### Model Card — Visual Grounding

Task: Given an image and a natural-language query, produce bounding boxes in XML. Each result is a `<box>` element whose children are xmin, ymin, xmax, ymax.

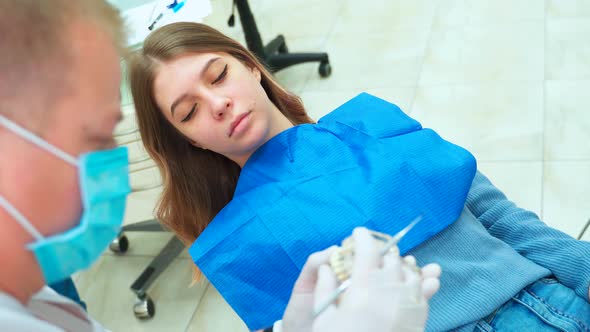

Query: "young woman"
<box><xmin>128</xmin><ymin>22</ymin><xmax>590</xmax><ymax>332</ymax></box>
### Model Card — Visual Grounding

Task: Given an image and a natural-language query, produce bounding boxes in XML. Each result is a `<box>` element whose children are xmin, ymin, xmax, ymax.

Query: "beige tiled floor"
<box><xmin>412</xmin><ymin>82</ymin><xmax>545</xmax><ymax>161</ymax></box>
<box><xmin>76</xmin><ymin>0</ymin><xmax>590</xmax><ymax>331</ymax></box>
<box><xmin>545</xmin><ymin>80</ymin><xmax>590</xmax><ymax>159</ymax></box>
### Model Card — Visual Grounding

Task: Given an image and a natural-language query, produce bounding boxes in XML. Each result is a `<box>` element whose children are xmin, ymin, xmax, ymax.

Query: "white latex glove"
<box><xmin>281</xmin><ymin>245</ymin><xmax>338</xmax><ymax>332</ymax></box>
<box><xmin>282</xmin><ymin>227</ymin><xmax>441</xmax><ymax>332</ymax></box>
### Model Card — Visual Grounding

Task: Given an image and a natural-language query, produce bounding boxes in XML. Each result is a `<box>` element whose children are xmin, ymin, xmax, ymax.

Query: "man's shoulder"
<box><xmin>0</xmin><ymin>316</ymin><xmax>64</xmax><ymax>332</ymax></box>
<box><xmin>0</xmin><ymin>287</ymin><xmax>108</xmax><ymax>332</ymax></box>
<box><xmin>0</xmin><ymin>297</ymin><xmax>63</xmax><ymax>331</ymax></box>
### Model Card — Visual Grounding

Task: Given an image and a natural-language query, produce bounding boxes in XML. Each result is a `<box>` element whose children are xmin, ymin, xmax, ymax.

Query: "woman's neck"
<box><xmin>233</xmin><ymin>106</ymin><xmax>294</xmax><ymax>168</ymax></box>
<box><xmin>267</xmin><ymin>108</ymin><xmax>295</xmax><ymax>143</ymax></box>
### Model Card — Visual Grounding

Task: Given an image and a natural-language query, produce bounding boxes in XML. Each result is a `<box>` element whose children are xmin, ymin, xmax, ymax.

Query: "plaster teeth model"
<box><xmin>329</xmin><ymin>230</ymin><xmax>400</xmax><ymax>282</ymax></box>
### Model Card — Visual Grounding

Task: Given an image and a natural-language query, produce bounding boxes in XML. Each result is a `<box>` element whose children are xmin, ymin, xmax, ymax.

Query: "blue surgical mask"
<box><xmin>0</xmin><ymin>115</ymin><xmax>131</xmax><ymax>284</ymax></box>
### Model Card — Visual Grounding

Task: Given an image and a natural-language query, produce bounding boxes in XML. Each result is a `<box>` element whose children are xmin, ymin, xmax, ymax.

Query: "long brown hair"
<box><xmin>127</xmin><ymin>23</ymin><xmax>313</xmax><ymax>278</ymax></box>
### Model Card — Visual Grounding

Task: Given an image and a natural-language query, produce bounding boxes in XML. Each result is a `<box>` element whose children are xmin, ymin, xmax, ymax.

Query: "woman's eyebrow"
<box><xmin>170</xmin><ymin>57</ymin><xmax>221</xmax><ymax>117</ymax></box>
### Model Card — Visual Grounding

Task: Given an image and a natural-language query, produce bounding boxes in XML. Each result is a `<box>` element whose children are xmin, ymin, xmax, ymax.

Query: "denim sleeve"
<box><xmin>465</xmin><ymin>171</ymin><xmax>590</xmax><ymax>300</ymax></box>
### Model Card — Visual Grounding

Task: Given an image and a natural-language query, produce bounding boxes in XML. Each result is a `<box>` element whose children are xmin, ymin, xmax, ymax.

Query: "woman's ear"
<box><xmin>252</xmin><ymin>66</ymin><xmax>261</xmax><ymax>82</ymax></box>
<box><xmin>190</xmin><ymin>139</ymin><xmax>206</xmax><ymax>150</ymax></box>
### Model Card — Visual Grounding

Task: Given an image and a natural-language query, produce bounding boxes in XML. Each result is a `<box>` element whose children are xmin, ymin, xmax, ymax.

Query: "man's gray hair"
<box><xmin>0</xmin><ymin>0</ymin><xmax>126</xmax><ymax>118</ymax></box>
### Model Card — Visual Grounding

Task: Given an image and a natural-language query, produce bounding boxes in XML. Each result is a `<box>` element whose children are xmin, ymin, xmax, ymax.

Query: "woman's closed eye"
<box><xmin>211</xmin><ymin>64</ymin><xmax>228</xmax><ymax>84</ymax></box>
<box><xmin>181</xmin><ymin>103</ymin><xmax>197</xmax><ymax>123</ymax></box>
<box><xmin>179</xmin><ymin>64</ymin><xmax>226</xmax><ymax>123</ymax></box>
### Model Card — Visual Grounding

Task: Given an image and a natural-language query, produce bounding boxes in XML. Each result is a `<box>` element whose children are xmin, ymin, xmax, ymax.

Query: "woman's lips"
<box><xmin>228</xmin><ymin>111</ymin><xmax>252</xmax><ymax>137</ymax></box>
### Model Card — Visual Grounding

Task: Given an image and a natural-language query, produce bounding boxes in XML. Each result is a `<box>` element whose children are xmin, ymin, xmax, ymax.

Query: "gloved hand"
<box><xmin>282</xmin><ymin>227</ymin><xmax>441</xmax><ymax>332</ymax></box>
<box><xmin>281</xmin><ymin>245</ymin><xmax>338</xmax><ymax>332</ymax></box>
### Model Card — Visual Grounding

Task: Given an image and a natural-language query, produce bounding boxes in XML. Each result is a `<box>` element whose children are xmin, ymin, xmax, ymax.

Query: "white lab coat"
<box><xmin>0</xmin><ymin>286</ymin><xmax>109</xmax><ymax>332</ymax></box>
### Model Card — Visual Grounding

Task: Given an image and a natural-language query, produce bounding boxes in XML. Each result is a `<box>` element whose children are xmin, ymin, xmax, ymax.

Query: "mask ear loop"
<box><xmin>0</xmin><ymin>115</ymin><xmax>78</xmax><ymax>166</ymax></box>
<box><xmin>0</xmin><ymin>195</ymin><xmax>44</xmax><ymax>241</ymax></box>
<box><xmin>0</xmin><ymin>115</ymin><xmax>78</xmax><ymax>241</ymax></box>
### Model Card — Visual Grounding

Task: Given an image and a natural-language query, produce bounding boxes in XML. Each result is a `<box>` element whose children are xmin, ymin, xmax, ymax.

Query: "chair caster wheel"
<box><xmin>319</xmin><ymin>60</ymin><xmax>332</xmax><ymax>78</ymax></box>
<box><xmin>134</xmin><ymin>295</ymin><xmax>155</xmax><ymax>319</ymax></box>
<box><xmin>109</xmin><ymin>234</ymin><xmax>129</xmax><ymax>254</ymax></box>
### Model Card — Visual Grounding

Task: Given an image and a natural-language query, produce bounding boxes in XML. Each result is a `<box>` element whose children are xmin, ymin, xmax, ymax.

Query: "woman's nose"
<box><xmin>211</xmin><ymin>96</ymin><xmax>232</xmax><ymax>120</ymax></box>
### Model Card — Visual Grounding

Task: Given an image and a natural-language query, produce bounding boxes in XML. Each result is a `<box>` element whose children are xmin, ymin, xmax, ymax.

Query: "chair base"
<box><xmin>109</xmin><ymin>219</ymin><xmax>185</xmax><ymax>320</ymax></box>
<box><xmin>264</xmin><ymin>35</ymin><xmax>331</xmax><ymax>77</ymax></box>
<box><xmin>234</xmin><ymin>0</ymin><xmax>332</xmax><ymax>77</ymax></box>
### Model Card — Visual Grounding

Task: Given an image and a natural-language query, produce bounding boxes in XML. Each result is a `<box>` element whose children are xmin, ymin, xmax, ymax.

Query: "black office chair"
<box><xmin>228</xmin><ymin>0</ymin><xmax>332</xmax><ymax>77</ymax></box>
<box><xmin>109</xmin><ymin>221</ymin><xmax>184</xmax><ymax>319</ymax></box>
<box><xmin>108</xmin><ymin>120</ymin><xmax>185</xmax><ymax>320</ymax></box>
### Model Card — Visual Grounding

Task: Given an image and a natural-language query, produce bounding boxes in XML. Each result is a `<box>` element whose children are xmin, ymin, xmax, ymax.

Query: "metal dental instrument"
<box><xmin>312</xmin><ymin>214</ymin><xmax>423</xmax><ymax>318</ymax></box>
